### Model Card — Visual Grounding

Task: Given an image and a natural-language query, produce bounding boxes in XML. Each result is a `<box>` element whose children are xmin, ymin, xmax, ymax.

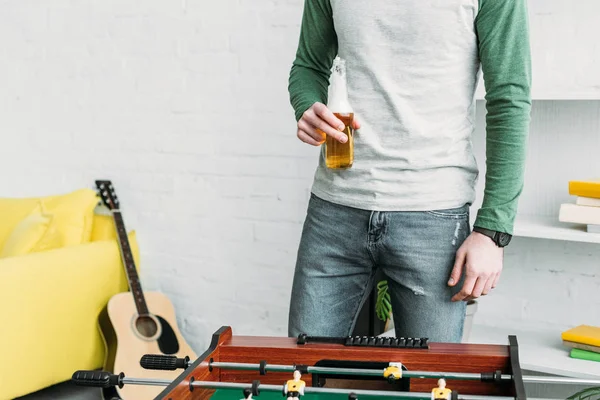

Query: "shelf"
<box><xmin>512</xmin><ymin>214</ymin><xmax>600</xmax><ymax>244</ymax></box>
<box><xmin>380</xmin><ymin>323</ymin><xmax>600</xmax><ymax>378</ymax></box>
<box><xmin>467</xmin><ymin>323</ymin><xmax>600</xmax><ymax>379</ymax></box>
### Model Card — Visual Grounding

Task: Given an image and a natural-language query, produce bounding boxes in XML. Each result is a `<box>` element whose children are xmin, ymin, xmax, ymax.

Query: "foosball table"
<box><xmin>72</xmin><ymin>326</ymin><xmax>600</xmax><ymax>400</ymax></box>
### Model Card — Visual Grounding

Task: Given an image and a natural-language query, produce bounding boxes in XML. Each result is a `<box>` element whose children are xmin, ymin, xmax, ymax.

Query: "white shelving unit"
<box><xmin>380</xmin><ymin>323</ymin><xmax>600</xmax><ymax>378</ymax></box>
<box><xmin>469</xmin><ymin>0</ymin><xmax>600</xmax><ymax>384</ymax></box>
<box><xmin>514</xmin><ymin>215</ymin><xmax>600</xmax><ymax>244</ymax></box>
<box><xmin>467</xmin><ymin>324</ymin><xmax>600</xmax><ymax>379</ymax></box>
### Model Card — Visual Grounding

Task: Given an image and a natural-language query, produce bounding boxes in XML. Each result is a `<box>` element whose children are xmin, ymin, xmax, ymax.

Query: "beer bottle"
<box><xmin>325</xmin><ymin>56</ymin><xmax>354</xmax><ymax>169</ymax></box>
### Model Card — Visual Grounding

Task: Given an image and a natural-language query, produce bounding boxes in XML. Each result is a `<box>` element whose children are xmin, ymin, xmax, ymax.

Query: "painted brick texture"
<box><xmin>1</xmin><ymin>0</ymin><xmax>599</xmax><ymax>356</ymax></box>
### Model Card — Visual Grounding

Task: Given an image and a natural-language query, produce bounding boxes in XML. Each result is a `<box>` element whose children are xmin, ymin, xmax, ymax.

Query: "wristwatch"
<box><xmin>472</xmin><ymin>226</ymin><xmax>512</xmax><ymax>247</ymax></box>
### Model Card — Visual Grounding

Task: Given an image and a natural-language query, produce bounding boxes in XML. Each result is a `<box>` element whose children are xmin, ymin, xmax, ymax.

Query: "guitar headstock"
<box><xmin>95</xmin><ymin>180</ymin><xmax>120</xmax><ymax>211</ymax></box>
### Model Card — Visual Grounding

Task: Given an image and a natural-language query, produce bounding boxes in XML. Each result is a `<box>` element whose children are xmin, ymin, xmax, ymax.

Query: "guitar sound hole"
<box><xmin>135</xmin><ymin>315</ymin><xmax>159</xmax><ymax>338</ymax></box>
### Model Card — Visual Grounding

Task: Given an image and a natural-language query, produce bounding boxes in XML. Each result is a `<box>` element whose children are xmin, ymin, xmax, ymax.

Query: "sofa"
<box><xmin>0</xmin><ymin>188</ymin><xmax>140</xmax><ymax>400</ymax></box>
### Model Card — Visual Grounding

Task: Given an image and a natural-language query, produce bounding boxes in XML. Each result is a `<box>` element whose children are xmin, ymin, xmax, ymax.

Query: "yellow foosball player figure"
<box><xmin>383</xmin><ymin>362</ymin><xmax>403</xmax><ymax>383</ymax></box>
<box><xmin>431</xmin><ymin>378</ymin><xmax>452</xmax><ymax>400</ymax></box>
<box><xmin>283</xmin><ymin>370</ymin><xmax>306</xmax><ymax>400</ymax></box>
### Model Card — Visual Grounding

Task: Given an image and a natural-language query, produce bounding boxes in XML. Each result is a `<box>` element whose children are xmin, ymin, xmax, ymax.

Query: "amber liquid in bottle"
<box><xmin>325</xmin><ymin>112</ymin><xmax>354</xmax><ymax>169</ymax></box>
<box><xmin>325</xmin><ymin>56</ymin><xmax>354</xmax><ymax>170</ymax></box>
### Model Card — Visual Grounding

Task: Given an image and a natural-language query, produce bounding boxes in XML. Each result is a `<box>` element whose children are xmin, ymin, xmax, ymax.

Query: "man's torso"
<box><xmin>313</xmin><ymin>0</ymin><xmax>481</xmax><ymax>211</ymax></box>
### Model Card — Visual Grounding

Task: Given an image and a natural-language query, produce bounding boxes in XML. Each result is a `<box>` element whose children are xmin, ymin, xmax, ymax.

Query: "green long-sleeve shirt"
<box><xmin>288</xmin><ymin>0</ymin><xmax>532</xmax><ymax>235</ymax></box>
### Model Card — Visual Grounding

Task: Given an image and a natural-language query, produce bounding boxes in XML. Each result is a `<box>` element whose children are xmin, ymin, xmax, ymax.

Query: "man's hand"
<box><xmin>448</xmin><ymin>231</ymin><xmax>503</xmax><ymax>302</ymax></box>
<box><xmin>297</xmin><ymin>102</ymin><xmax>361</xmax><ymax>146</ymax></box>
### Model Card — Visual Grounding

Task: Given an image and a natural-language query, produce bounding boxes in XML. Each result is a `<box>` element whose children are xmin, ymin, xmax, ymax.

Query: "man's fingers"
<box><xmin>296</xmin><ymin>128</ymin><xmax>322</xmax><ymax>146</ymax></box>
<box><xmin>448</xmin><ymin>250</ymin><xmax>466</xmax><ymax>286</ymax></box>
<box><xmin>451</xmin><ymin>274</ymin><xmax>476</xmax><ymax>302</ymax></box>
<box><xmin>491</xmin><ymin>272</ymin><xmax>501</xmax><ymax>289</ymax></box>
<box><xmin>299</xmin><ymin>103</ymin><xmax>356</xmax><ymax>145</ymax></box>
<box><xmin>298</xmin><ymin>119</ymin><xmax>325</xmax><ymax>144</ymax></box>
<box><xmin>470</xmin><ymin>275</ymin><xmax>490</xmax><ymax>298</ymax></box>
<box><xmin>464</xmin><ymin>274</ymin><xmax>497</xmax><ymax>301</ymax></box>
<box><xmin>297</xmin><ymin>130</ymin><xmax>321</xmax><ymax>146</ymax></box>
<box><xmin>310</xmin><ymin>104</ymin><xmax>348</xmax><ymax>143</ymax></box>
<box><xmin>310</xmin><ymin>117</ymin><xmax>347</xmax><ymax>143</ymax></box>
<box><xmin>314</xmin><ymin>103</ymin><xmax>345</xmax><ymax>129</ymax></box>
<box><xmin>304</xmin><ymin>111</ymin><xmax>346</xmax><ymax>143</ymax></box>
<box><xmin>464</xmin><ymin>276</ymin><xmax>492</xmax><ymax>302</ymax></box>
<box><xmin>482</xmin><ymin>276</ymin><xmax>494</xmax><ymax>296</ymax></box>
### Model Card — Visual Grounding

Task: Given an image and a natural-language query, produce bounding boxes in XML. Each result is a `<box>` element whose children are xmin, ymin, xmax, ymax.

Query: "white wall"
<box><xmin>1</xmin><ymin>0</ymin><xmax>598</xmax><ymax>355</ymax></box>
<box><xmin>471</xmin><ymin>101</ymin><xmax>600</xmax><ymax>332</ymax></box>
<box><xmin>0</xmin><ymin>0</ymin><xmax>316</xmax><ymax>353</ymax></box>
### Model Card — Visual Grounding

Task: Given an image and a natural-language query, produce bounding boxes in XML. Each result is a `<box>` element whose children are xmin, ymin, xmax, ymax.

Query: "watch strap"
<box><xmin>473</xmin><ymin>226</ymin><xmax>496</xmax><ymax>239</ymax></box>
<box><xmin>473</xmin><ymin>226</ymin><xmax>511</xmax><ymax>247</ymax></box>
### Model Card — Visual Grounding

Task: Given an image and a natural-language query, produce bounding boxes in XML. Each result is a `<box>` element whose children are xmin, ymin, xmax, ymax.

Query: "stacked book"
<box><xmin>559</xmin><ymin>180</ymin><xmax>600</xmax><ymax>233</ymax></box>
<box><xmin>562</xmin><ymin>325</ymin><xmax>600</xmax><ymax>362</ymax></box>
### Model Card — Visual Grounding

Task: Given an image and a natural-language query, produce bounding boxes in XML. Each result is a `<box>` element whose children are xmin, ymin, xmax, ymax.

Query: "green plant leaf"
<box><xmin>566</xmin><ymin>387</ymin><xmax>600</xmax><ymax>400</ymax></box>
<box><xmin>375</xmin><ymin>280</ymin><xmax>392</xmax><ymax>322</ymax></box>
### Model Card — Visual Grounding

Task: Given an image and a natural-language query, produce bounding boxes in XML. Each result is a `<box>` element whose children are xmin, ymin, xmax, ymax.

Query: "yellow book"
<box><xmin>561</xmin><ymin>325</ymin><xmax>600</xmax><ymax>347</ymax></box>
<box><xmin>569</xmin><ymin>180</ymin><xmax>600</xmax><ymax>199</ymax></box>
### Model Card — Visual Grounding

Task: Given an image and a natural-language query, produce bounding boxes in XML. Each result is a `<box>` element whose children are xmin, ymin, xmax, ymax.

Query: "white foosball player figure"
<box><xmin>431</xmin><ymin>378</ymin><xmax>452</xmax><ymax>400</ymax></box>
<box><xmin>284</xmin><ymin>370</ymin><xmax>306</xmax><ymax>400</ymax></box>
<box><xmin>241</xmin><ymin>388</ymin><xmax>253</xmax><ymax>400</ymax></box>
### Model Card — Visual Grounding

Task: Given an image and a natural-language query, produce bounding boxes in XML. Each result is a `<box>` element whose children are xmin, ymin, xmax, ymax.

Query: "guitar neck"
<box><xmin>112</xmin><ymin>210</ymin><xmax>149</xmax><ymax>316</ymax></box>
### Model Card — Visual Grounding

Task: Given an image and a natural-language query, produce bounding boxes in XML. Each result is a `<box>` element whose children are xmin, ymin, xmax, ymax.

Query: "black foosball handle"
<box><xmin>297</xmin><ymin>334</ymin><xmax>429</xmax><ymax>349</ymax></box>
<box><xmin>140</xmin><ymin>354</ymin><xmax>190</xmax><ymax>371</ymax></box>
<box><xmin>72</xmin><ymin>370</ymin><xmax>124</xmax><ymax>389</ymax></box>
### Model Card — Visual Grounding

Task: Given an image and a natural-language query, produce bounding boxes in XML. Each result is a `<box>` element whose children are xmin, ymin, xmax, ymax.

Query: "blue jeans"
<box><xmin>288</xmin><ymin>193</ymin><xmax>470</xmax><ymax>343</ymax></box>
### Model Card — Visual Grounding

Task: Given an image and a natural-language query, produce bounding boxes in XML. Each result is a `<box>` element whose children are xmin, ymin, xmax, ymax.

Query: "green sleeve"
<box><xmin>288</xmin><ymin>0</ymin><xmax>338</xmax><ymax>121</ymax></box>
<box><xmin>473</xmin><ymin>0</ymin><xmax>532</xmax><ymax>235</ymax></box>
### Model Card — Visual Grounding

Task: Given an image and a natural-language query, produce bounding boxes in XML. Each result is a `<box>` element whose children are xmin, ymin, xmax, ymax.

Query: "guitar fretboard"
<box><xmin>113</xmin><ymin>211</ymin><xmax>149</xmax><ymax>316</ymax></box>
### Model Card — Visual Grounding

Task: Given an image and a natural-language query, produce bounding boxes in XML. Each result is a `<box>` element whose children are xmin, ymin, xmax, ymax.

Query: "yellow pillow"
<box><xmin>0</xmin><ymin>202</ymin><xmax>63</xmax><ymax>258</ymax></box>
<box><xmin>42</xmin><ymin>188</ymin><xmax>100</xmax><ymax>246</ymax></box>
<box><xmin>90</xmin><ymin>211</ymin><xmax>117</xmax><ymax>242</ymax></box>
<box><xmin>0</xmin><ymin>197</ymin><xmax>46</xmax><ymax>247</ymax></box>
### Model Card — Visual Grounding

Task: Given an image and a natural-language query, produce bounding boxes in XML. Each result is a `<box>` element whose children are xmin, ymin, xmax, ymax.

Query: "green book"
<box><xmin>570</xmin><ymin>348</ymin><xmax>600</xmax><ymax>362</ymax></box>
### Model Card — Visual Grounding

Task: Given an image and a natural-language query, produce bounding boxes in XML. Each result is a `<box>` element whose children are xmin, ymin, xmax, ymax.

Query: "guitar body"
<box><xmin>99</xmin><ymin>291</ymin><xmax>196</xmax><ymax>400</ymax></box>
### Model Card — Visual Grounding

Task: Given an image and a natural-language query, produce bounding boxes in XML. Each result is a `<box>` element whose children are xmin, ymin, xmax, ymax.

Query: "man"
<box><xmin>287</xmin><ymin>0</ymin><xmax>531</xmax><ymax>343</ymax></box>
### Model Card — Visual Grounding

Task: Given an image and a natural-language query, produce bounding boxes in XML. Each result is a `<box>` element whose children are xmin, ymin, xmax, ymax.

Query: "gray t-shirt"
<box><xmin>288</xmin><ymin>0</ymin><xmax>532</xmax><ymax>234</ymax></box>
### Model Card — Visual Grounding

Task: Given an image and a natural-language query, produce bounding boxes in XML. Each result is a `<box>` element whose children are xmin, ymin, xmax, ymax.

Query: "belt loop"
<box><xmin>368</xmin><ymin>210</ymin><xmax>375</xmax><ymax>232</ymax></box>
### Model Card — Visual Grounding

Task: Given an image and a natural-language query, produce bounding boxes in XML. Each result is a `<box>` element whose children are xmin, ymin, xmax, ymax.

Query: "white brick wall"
<box><xmin>1</xmin><ymin>0</ymin><xmax>599</xmax><ymax>357</ymax></box>
<box><xmin>0</xmin><ymin>0</ymin><xmax>314</xmax><ymax>352</ymax></box>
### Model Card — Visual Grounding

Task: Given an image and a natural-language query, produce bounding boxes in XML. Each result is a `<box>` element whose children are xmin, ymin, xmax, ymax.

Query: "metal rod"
<box><xmin>210</xmin><ymin>362</ymin><xmax>500</xmax><ymax>381</ymax></box>
<box><xmin>209</xmin><ymin>361</ymin><xmax>600</xmax><ymax>387</ymax></box>
<box><xmin>391</xmin><ymin>370</ymin><xmax>504</xmax><ymax>381</ymax></box>
<box><xmin>121</xmin><ymin>377</ymin><xmax>173</xmax><ymax>386</ymax></box>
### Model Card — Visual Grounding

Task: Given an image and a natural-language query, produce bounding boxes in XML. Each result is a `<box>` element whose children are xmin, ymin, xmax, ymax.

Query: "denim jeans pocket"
<box><xmin>425</xmin><ymin>204</ymin><xmax>470</xmax><ymax>219</ymax></box>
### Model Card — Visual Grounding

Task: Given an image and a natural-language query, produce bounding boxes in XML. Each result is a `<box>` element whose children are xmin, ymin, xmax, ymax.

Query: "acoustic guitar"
<box><xmin>95</xmin><ymin>180</ymin><xmax>196</xmax><ymax>400</ymax></box>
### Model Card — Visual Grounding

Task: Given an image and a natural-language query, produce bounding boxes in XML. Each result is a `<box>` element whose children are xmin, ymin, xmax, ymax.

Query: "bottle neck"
<box><xmin>328</xmin><ymin>72</ymin><xmax>352</xmax><ymax>113</ymax></box>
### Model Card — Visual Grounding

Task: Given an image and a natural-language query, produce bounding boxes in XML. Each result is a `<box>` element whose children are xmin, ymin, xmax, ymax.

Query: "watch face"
<box><xmin>498</xmin><ymin>233</ymin><xmax>511</xmax><ymax>246</ymax></box>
